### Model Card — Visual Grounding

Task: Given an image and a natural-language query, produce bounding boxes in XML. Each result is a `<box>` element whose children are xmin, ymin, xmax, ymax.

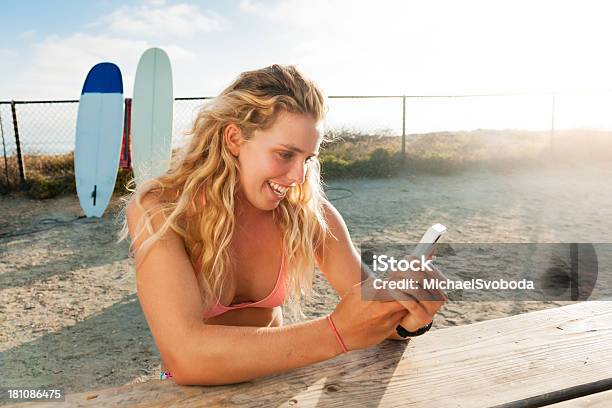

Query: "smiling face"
<box><xmin>226</xmin><ymin>110</ymin><xmax>323</xmax><ymax>213</ymax></box>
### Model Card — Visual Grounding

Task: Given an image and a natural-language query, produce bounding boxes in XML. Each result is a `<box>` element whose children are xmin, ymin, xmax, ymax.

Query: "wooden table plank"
<box><xmin>10</xmin><ymin>302</ymin><xmax>612</xmax><ymax>408</ymax></box>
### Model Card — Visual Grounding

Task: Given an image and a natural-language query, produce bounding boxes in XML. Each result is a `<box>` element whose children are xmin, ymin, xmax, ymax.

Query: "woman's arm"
<box><xmin>315</xmin><ymin>200</ymin><xmax>408</xmax><ymax>341</ymax></box>
<box><xmin>177</xmin><ymin>317</ymin><xmax>342</xmax><ymax>385</ymax></box>
<box><xmin>315</xmin><ymin>200</ymin><xmax>362</xmax><ymax>297</ymax></box>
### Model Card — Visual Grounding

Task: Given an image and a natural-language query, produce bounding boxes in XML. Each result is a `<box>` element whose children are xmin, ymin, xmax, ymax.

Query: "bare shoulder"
<box><xmin>126</xmin><ymin>191</ymin><xmax>183</xmax><ymax>256</ymax></box>
<box><xmin>126</xmin><ymin>190</ymin><xmax>163</xmax><ymax>225</ymax></box>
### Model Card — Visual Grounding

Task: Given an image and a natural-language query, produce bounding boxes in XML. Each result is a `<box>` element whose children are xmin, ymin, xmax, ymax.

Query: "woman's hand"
<box><xmin>329</xmin><ymin>282</ymin><xmax>411</xmax><ymax>351</ymax></box>
<box><xmin>387</xmin><ymin>256</ymin><xmax>448</xmax><ymax>336</ymax></box>
<box><xmin>331</xmin><ymin>255</ymin><xmax>449</xmax><ymax>349</ymax></box>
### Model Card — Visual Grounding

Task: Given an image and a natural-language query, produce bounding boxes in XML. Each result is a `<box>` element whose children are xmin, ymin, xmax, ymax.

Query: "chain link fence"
<box><xmin>2</xmin><ymin>92</ymin><xmax>612</xmax><ymax>193</ymax></box>
<box><xmin>0</xmin><ymin>98</ymin><xmax>214</xmax><ymax>192</ymax></box>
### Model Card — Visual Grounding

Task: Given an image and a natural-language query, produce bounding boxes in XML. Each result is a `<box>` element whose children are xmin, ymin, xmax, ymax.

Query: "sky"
<box><xmin>2</xmin><ymin>0</ymin><xmax>612</xmax><ymax>134</ymax></box>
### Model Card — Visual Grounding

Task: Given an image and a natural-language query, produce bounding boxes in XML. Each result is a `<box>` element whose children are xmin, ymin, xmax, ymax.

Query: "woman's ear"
<box><xmin>224</xmin><ymin>123</ymin><xmax>244</xmax><ymax>157</ymax></box>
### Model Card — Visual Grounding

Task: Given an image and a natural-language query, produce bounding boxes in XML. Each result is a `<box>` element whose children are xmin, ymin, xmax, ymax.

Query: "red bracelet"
<box><xmin>326</xmin><ymin>314</ymin><xmax>348</xmax><ymax>353</ymax></box>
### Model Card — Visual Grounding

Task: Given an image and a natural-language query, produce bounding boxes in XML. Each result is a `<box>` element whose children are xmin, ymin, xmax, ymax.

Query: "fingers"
<box><xmin>410</xmin><ymin>302</ymin><xmax>433</xmax><ymax>326</ymax></box>
<box><xmin>387</xmin><ymin>291</ymin><xmax>422</xmax><ymax>316</ymax></box>
<box><xmin>393</xmin><ymin>293</ymin><xmax>442</xmax><ymax>320</ymax></box>
<box><xmin>418</xmin><ymin>299</ymin><xmax>446</xmax><ymax>316</ymax></box>
<box><xmin>380</xmin><ymin>298</ymin><xmax>414</xmax><ymax>314</ymax></box>
<box><xmin>387</xmin><ymin>283</ymin><xmax>446</xmax><ymax>317</ymax></box>
<box><xmin>404</xmin><ymin>255</ymin><xmax>448</xmax><ymax>282</ymax></box>
<box><xmin>388</xmin><ymin>265</ymin><xmax>449</xmax><ymax>302</ymax></box>
<box><xmin>390</xmin><ymin>309</ymin><xmax>410</xmax><ymax>327</ymax></box>
<box><xmin>415</xmin><ymin>270</ymin><xmax>448</xmax><ymax>302</ymax></box>
<box><xmin>387</xmin><ymin>271</ymin><xmax>447</xmax><ymax>303</ymax></box>
<box><xmin>396</xmin><ymin>302</ymin><xmax>432</xmax><ymax>331</ymax></box>
<box><xmin>363</xmin><ymin>267</ymin><xmax>447</xmax><ymax>317</ymax></box>
<box><xmin>371</xmin><ymin>291</ymin><xmax>442</xmax><ymax>336</ymax></box>
<box><xmin>419</xmin><ymin>264</ymin><xmax>450</xmax><ymax>303</ymax></box>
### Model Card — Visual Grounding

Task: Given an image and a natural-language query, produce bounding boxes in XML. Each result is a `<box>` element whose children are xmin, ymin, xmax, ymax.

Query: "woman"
<box><xmin>118</xmin><ymin>64</ymin><xmax>446</xmax><ymax>385</ymax></box>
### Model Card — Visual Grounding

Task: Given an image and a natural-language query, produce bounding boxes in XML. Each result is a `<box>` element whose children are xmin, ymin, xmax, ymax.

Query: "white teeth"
<box><xmin>268</xmin><ymin>181</ymin><xmax>289</xmax><ymax>196</ymax></box>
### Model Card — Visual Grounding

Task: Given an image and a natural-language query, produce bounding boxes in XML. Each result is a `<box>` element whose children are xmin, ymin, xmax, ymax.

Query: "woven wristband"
<box><xmin>326</xmin><ymin>314</ymin><xmax>348</xmax><ymax>353</ymax></box>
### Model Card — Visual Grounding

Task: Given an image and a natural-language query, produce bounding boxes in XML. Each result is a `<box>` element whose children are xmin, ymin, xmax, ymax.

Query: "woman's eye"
<box><xmin>278</xmin><ymin>151</ymin><xmax>316</xmax><ymax>164</ymax></box>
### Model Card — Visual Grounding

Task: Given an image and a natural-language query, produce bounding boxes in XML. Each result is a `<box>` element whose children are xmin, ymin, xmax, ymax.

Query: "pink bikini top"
<box><xmin>199</xmin><ymin>251</ymin><xmax>288</xmax><ymax>319</ymax></box>
<box><xmin>195</xmin><ymin>193</ymin><xmax>287</xmax><ymax>319</ymax></box>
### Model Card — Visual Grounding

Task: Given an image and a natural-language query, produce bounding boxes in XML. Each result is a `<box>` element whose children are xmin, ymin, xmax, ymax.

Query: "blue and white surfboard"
<box><xmin>74</xmin><ymin>62</ymin><xmax>124</xmax><ymax>218</ymax></box>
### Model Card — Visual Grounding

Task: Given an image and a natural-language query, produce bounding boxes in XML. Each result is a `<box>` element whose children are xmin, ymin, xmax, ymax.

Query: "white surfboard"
<box><xmin>131</xmin><ymin>47</ymin><xmax>174</xmax><ymax>187</ymax></box>
<box><xmin>74</xmin><ymin>62</ymin><xmax>124</xmax><ymax>218</ymax></box>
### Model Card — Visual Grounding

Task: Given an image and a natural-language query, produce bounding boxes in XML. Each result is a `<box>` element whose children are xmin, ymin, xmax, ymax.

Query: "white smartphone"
<box><xmin>395</xmin><ymin>223</ymin><xmax>447</xmax><ymax>337</ymax></box>
<box><xmin>411</xmin><ymin>223</ymin><xmax>447</xmax><ymax>258</ymax></box>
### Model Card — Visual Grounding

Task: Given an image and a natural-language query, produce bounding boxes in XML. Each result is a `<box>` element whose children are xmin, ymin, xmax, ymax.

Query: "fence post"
<box><xmin>10</xmin><ymin>101</ymin><xmax>26</xmax><ymax>185</ymax></box>
<box><xmin>0</xmin><ymin>109</ymin><xmax>10</xmax><ymax>188</ymax></box>
<box><xmin>402</xmin><ymin>95</ymin><xmax>406</xmax><ymax>163</ymax></box>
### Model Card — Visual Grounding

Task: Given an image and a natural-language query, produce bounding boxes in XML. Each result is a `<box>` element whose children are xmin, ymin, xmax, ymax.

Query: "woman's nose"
<box><xmin>288</xmin><ymin>160</ymin><xmax>306</xmax><ymax>185</ymax></box>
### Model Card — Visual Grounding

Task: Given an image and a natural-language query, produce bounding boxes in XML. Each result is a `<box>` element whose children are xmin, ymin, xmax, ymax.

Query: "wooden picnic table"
<box><xmin>11</xmin><ymin>301</ymin><xmax>612</xmax><ymax>407</ymax></box>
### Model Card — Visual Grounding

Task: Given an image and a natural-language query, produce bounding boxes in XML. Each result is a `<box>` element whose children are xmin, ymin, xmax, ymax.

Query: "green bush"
<box><xmin>321</xmin><ymin>148</ymin><xmax>404</xmax><ymax>178</ymax></box>
<box><xmin>18</xmin><ymin>167</ymin><xmax>134</xmax><ymax>200</ymax></box>
<box><xmin>25</xmin><ymin>174</ymin><xmax>75</xmax><ymax>199</ymax></box>
<box><xmin>319</xmin><ymin>155</ymin><xmax>351</xmax><ymax>178</ymax></box>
